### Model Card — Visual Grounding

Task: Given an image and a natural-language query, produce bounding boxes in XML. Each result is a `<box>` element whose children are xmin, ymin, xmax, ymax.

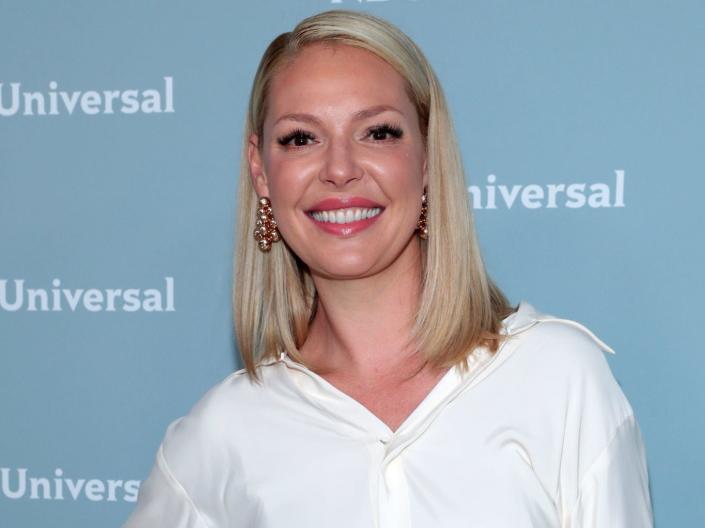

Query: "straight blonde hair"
<box><xmin>234</xmin><ymin>10</ymin><xmax>513</xmax><ymax>381</ymax></box>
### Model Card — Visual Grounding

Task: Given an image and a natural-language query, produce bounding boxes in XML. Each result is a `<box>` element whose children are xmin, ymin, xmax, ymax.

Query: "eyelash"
<box><xmin>368</xmin><ymin>123</ymin><xmax>404</xmax><ymax>141</ymax></box>
<box><xmin>276</xmin><ymin>123</ymin><xmax>404</xmax><ymax>147</ymax></box>
<box><xmin>277</xmin><ymin>128</ymin><xmax>314</xmax><ymax>147</ymax></box>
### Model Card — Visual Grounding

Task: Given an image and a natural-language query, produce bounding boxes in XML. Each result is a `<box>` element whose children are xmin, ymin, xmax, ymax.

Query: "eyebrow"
<box><xmin>273</xmin><ymin>105</ymin><xmax>403</xmax><ymax>126</ymax></box>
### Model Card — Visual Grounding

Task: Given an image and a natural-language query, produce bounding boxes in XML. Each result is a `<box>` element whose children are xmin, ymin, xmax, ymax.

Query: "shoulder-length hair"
<box><xmin>234</xmin><ymin>9</ymin><xmax>513</xmax><ymax>381</ymax></box>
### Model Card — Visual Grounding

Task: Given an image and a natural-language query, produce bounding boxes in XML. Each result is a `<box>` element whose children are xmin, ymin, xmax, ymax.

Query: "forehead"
<box><xmin>266</xmin><ymin>43</ymin><xmax>415</xmax><ymax>120</ymax></box>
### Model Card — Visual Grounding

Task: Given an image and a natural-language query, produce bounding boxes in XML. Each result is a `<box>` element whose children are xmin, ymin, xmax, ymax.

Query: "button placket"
<box><xmin>377</xmin><ymin>454</ymin><xmax>411</xmax><ymax>528</ymax></box>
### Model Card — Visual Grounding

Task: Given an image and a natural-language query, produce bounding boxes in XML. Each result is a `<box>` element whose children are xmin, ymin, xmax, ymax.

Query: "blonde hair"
<box><xmin>234</xmin><ymin>10</ymin><xmax>513</xmax><ymax>380</ymax></box>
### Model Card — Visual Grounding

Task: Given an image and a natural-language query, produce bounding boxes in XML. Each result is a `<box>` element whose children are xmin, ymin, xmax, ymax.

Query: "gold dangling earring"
<box><xmin>253</xmin><ymin>196</ymin><xmax>281</xmax><ymax>252</ymax></box>
<box><xmin>417</xmin><ymin>190</ymin><xmax>428</xmax><ymax>240</ymax></box>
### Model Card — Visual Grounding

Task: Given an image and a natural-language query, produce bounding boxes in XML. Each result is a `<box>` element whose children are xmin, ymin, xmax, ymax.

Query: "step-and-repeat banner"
<box><xmin>2</xmin><ymin>1</ymin><xmax>703</xmax><ymax>526</ymax></box>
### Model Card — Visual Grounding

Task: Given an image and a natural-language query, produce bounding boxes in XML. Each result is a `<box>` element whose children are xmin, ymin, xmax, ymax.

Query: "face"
<box><xmin>249</xmin><ymin>43</ymin><xmax>427</xmax><ymax>280</ymax></box>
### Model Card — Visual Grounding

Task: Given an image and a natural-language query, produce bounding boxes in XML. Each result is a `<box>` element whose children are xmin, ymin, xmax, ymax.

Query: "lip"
<box><xmin>305</xmin><ymin>196</ymin><xmax>385</xmax><ymax>238</ymax></box>
<box><xmin>306</xmin><ymin>196</ymin><xmax>384</xmax><ymax>212</ymax></box>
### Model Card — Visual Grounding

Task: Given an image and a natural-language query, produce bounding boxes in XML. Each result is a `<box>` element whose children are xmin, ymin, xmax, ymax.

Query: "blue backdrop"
<box><xmin>1</xmin><ymin>1</ymin><xmax>703</xmax><ymax>526</ymax></box>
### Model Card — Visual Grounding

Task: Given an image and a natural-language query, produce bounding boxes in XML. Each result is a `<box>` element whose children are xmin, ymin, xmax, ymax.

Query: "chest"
<box><xmin>213</xmin><ymin>386</ymin><xmax>564</xmax><ymax>528</ymax></box>
<box><xmin>320</xmin><ymin>366</ymin><xmax>451</xmax><ymax>432</ymax></box>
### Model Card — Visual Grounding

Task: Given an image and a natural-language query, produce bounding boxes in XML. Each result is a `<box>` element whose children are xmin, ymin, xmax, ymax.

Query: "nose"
<box><xmin>319</xmin><ymin>136</ymin><xmax>363</xmax><ymax>187</ymax></box>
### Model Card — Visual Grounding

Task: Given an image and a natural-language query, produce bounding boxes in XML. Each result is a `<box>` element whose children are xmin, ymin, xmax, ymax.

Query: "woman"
<box><xmin>124</xmin><ymin>10</ymin><xmax>653</xmax><ymax>527</ymax></box>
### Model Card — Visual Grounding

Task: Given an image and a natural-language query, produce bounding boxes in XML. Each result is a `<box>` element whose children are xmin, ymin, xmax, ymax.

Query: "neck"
<box><xmin>300</xmin><ymin>237</ymin><xmax>425</xmax><ymax>381</ymax></box>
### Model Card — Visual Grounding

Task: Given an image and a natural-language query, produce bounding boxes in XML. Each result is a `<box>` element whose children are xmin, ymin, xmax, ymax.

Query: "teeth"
<box><xmin>310</xmin><ymin>207</ymin><xmax>382</xmax><ymax>224</ymax></box>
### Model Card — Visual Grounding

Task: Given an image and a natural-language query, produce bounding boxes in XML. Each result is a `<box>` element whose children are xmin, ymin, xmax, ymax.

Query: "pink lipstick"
<box><xmin>306</xmin><ymin>196</ymin><xmax>385</xmax><ymax>237</ymax></box>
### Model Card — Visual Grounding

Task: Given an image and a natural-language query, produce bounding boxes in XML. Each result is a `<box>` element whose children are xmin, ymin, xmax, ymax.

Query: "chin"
<box><xmin>309</xmin><ymin>256</ymin><xmax>380</xmax><ymax>281</ymax></box>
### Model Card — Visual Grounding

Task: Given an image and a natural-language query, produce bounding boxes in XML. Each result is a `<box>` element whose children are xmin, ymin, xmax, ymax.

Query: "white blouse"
<box><xmin>123</xmin><ymin>302</ymin><xmax>653</xmax><ymax>527</ymax></box>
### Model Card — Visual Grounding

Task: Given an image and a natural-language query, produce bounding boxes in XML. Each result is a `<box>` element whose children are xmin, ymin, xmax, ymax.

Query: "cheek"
<box><xmin>368</xmin><ymin>148</ymin><xmax>425</xmax><ymax>193</ymax></box>
<box><xmin>264</xmin><ymin>153</ymin><xmax>313</xmax><ymax>200</ymax></box>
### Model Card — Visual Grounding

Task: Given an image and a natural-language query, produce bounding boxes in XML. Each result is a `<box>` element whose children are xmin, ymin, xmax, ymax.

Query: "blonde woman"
<box><xmin>124</xmin><ymin>10</ymin><xmax>653</xmax><ymax>527</ymax></box>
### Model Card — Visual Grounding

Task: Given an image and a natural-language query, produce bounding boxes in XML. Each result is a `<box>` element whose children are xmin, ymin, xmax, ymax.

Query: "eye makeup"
<box><xmin>275</xmin><ymin>122</ymin><xmax>404</xmax><ymax>148</ymax></box>
<box><xmin>277</xmin><ymin>128</ymin><xmax>315</xmax><ymax>147</ymax></box>
<box><xmin>366</xmin><ymin>123</ymin><xmax>403</xmax><ymax>141</ymax></box>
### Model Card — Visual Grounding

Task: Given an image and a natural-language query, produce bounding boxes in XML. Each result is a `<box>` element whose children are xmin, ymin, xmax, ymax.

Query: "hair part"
<box><xmin>234</xmin><ymin>9</ymin><xmax>513</xmax><ymax>381</ymax></box>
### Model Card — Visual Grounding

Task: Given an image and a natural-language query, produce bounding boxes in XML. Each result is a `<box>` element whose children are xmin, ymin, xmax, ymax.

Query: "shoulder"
<box><xmin>502</xmin><ymin>302</ymin><xmax>634</xmax><ymax>424</ymax></box>
<box><xmin>135</xmin><ymin>362</ymin><xmax>290</xmax><ymax>517</ymax></box>
<box><xmin>158</xmin><ymin>361</ymin><xmax>289</xmax><ymax>473</ymax></box>
<box><xmin>504</xmin><ymin>302</ymin><xmax>616</xmax><ymax>376</ymax></box>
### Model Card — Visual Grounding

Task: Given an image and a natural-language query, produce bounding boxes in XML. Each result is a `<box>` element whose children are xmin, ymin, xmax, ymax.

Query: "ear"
<box><xmin>248</xmin><ymin>133</ymin><xmax>270</xmax><ymax>197</ymax></box>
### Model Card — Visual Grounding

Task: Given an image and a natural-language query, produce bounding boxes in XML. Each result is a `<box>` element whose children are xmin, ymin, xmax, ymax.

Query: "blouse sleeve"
<box><xmin>569</xmin><ymin>413</ymin><xmax>653</xmax><ymax>527</ymax></box>
<box><xmin>122</xmin><ymin>443</ymin><xmax>210</xmax><ymax>528</ymax></box>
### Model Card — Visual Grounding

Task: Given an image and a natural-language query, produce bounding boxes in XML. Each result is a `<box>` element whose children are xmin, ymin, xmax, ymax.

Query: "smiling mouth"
<box><xmin>307</xmin><ymin>207</ymin><xmax>383</xmax><ymax>224</ymax></box>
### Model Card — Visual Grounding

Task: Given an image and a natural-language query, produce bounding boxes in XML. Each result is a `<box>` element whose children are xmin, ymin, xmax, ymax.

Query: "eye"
<box><xmin>277</xmin><ymin>129</ymin><xmax>316</xmax><ymax>148</ymax></box>
<box><xmin>366</xmin><ymin>123</ymin><xmax>404</xmax><ymax>142</ymax></box>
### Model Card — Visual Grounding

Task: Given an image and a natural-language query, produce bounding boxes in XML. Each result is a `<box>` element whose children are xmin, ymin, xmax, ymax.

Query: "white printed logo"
<box><xmin>468</xmin><ymin>170</ymin><xmax>626</xmax><ymax>210</ymax></box>
<box><xmin>0</xmin><ymin>467</ymin><xmax>140</xmax><ymax>503</ymax></box>
<box><xmin>0</xmin><ymin>277</ymin><xmax>175</xmax><ymax>312</ymax></box>
<box><xmin>0</xmin><ymin>76</ymin><xmax>174</xmax><ymax>117</ymax></box>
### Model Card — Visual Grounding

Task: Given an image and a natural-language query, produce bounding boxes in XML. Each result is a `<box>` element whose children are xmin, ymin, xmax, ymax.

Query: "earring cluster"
<box><xmin>417</xmin><ymin>191</ymin><xmax>428</xmax><ymax>240</ymax></box>
<box><xmin>253</xmin><ymin>196</ymin><xmax>280</xmax><ymax>252</ymax></box>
